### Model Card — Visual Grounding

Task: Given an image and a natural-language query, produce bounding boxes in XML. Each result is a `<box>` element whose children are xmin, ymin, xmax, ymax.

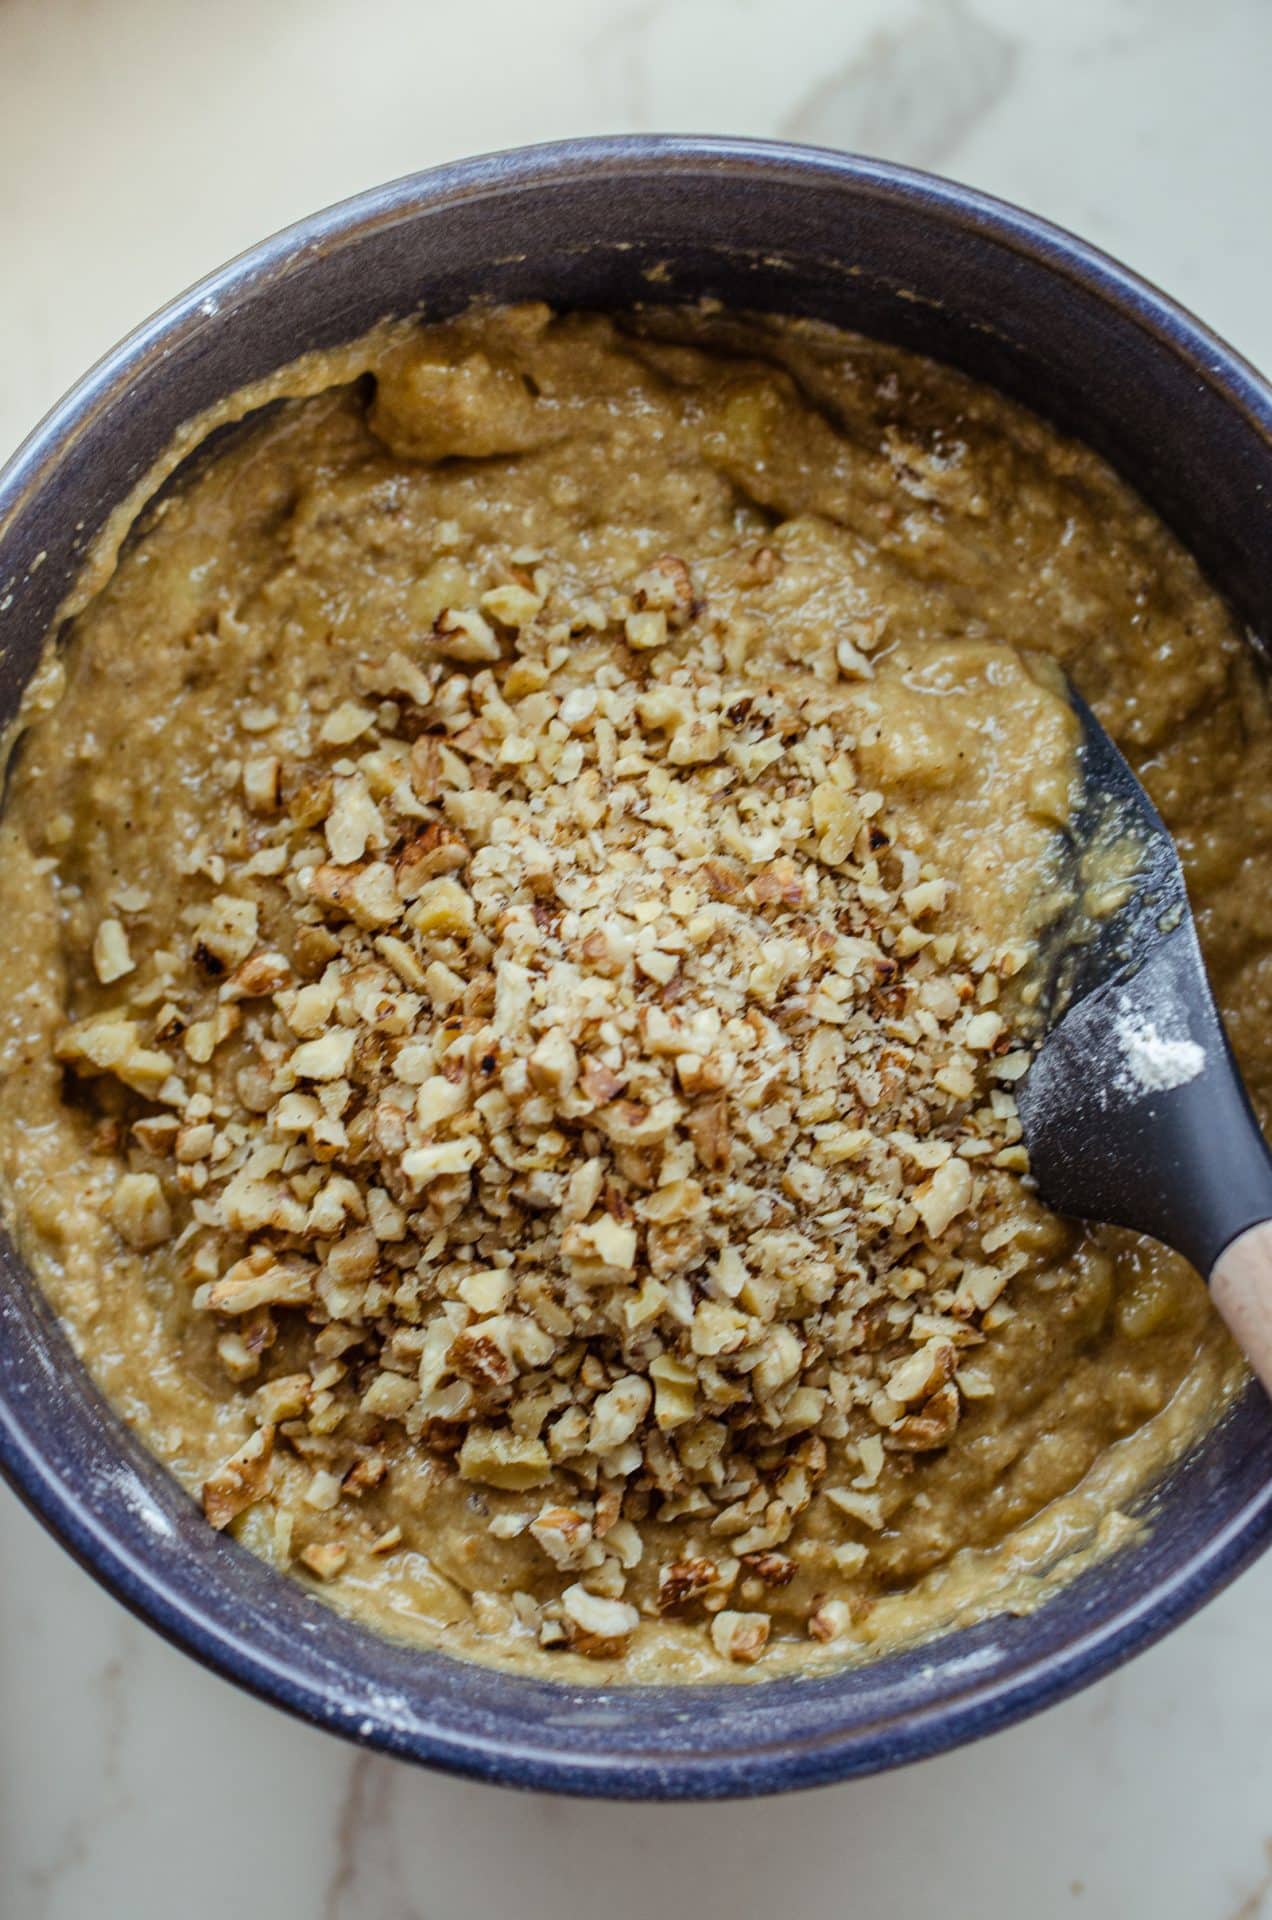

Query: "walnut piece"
<box><xmin>61</xmin><ymin>508</ymin><xmax>1045</xmax><ymax>1668</ymax></box>
<box><xmin>202</xmin><ymin>1426</ymin><xmax>275</xmax><ymax>1530</ymax></box>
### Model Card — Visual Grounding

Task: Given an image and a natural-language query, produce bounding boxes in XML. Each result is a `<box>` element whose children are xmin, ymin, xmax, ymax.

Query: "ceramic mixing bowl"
<box><xmin>2</xmin><ymin>136</ymin><xmax>1271</xmax><ymax>1797</ymax></box>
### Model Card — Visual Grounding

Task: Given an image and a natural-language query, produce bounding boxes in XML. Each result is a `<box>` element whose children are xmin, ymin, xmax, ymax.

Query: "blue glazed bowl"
<box><xmin>2</xmin><ymin>136</ymin><xmax>1271</xmax><ymax>1799</ymax></box>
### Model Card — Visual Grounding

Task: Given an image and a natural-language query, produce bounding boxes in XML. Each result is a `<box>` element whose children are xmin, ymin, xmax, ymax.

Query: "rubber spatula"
<box><xmin>1015</xmin><ymin>686</ymin><xmax>1272</xmax><ymax>1393</ymax></box>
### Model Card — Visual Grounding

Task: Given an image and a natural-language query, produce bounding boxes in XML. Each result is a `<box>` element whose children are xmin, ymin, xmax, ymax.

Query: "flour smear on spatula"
<box><xmin>1113</xmin><ymin>978</ymin><xmax>1207</xmax><ymax>1097</ymax></box>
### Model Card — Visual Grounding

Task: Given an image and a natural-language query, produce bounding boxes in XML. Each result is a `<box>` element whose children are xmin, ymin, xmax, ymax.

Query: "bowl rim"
<box><xmin>3</xmin><ymin>132</ymin><xmax>1272</xmax><ymax>1800</ymax></box>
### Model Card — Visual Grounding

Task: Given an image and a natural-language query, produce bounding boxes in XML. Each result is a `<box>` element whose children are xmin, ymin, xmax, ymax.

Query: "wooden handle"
<box><xmin>1210</xmin><ymin>1222</ymin><xmax>1272</xmax><ymax>1396</ymax></box>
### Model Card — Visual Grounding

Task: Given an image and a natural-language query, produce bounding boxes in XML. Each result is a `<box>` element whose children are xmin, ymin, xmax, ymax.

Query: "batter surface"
<box><xmin>0</xmin><ymin>305</ymin><xmax>1255</xmax><ymax>1680</ymax></box>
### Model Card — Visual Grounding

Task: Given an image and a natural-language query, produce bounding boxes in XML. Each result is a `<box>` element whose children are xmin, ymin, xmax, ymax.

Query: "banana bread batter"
<box><xmin>0</xmin><ymin>305</ymin><xmax>1254</xmax><ymax>1679</ymax></box>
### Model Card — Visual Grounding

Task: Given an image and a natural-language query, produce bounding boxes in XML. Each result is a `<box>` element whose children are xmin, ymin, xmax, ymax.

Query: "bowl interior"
<box><xmin>2</xmin><ymin>137</ymin><xmax>1272</xmax><ymax>1797</ymax></box>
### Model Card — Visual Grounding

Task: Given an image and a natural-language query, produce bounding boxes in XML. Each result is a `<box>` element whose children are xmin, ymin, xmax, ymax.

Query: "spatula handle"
<box><xmin>1210</xmin><ymin>1222</ymin><xmax>1272</xmax><ymax>1396</ymax></box>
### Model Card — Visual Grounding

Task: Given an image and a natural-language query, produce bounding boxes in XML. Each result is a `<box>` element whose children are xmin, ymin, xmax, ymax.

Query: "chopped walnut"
<box><xmin>93</xmin><ymin>918</ymin><xmax>134</xmax><ymax>985</ymax></box>
<box><xmin>657</xmin><ymin>1557</ymin><xmax>721</xmax><ymax>1613</ymax></box>
<box><xmin>55</xmin><ymin>500</ymin><xmax>1048</xmax><ymax>1669</ymax></box>
<box><xmin>107</xmin><ymin>1172</ymin><xmax>172</xmax><ymax>1250</ymax></box>
<box><xmin>710</xmin><ymin>1609</ymin><xmax>771</xmax><ymax>1664</ymax></box>
<box><xmin>300</xmin><ymin>1540</ymin><xmax>349</xmax><ymax>1580</ymax></box>
<box><xmin>808</xmin><ymin>1598</ymin><xmax>854</xmax><ymax>1642</ymax></box>
<box><xmin>560</xmin><ymin>1584</ymin><xmax>640</xmax><ymax>1657</ymax></box>
<box><xmin>202</xmin><ymin>1426</ymin><xmax>274</xmax><ymax>1529</ymax></box>
<box><xmin>529</xmin><ymin>1504</ymin><xmax>594</xmax><ymax>1569</ymax></box>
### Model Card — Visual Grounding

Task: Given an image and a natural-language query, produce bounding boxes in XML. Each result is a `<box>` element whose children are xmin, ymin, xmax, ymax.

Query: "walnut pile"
<box><xmin>59</xmin><ymin>548</ymin><xmax>1041</xmax><ymax>1665</ymax></box>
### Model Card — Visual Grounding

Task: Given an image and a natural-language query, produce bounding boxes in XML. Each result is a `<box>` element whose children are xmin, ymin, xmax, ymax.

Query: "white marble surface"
<box><xmin>3</xmin><ymin>0</ymin><xmax>1272</xmax><ymax>1911</ymax></box>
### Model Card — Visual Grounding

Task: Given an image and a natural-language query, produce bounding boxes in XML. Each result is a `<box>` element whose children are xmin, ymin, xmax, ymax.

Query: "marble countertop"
<box><xmin>3</xmin><ymin>0</ymin><xmax>1272</xmax><ymax>1912</ymax></box>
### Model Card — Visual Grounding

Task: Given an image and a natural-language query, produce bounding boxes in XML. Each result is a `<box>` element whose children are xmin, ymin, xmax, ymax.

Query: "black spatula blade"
<box><xmin>1016</xmin><ymin>692</ymin><xmax>1272</xmax><ymax>1275</ymax></box>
